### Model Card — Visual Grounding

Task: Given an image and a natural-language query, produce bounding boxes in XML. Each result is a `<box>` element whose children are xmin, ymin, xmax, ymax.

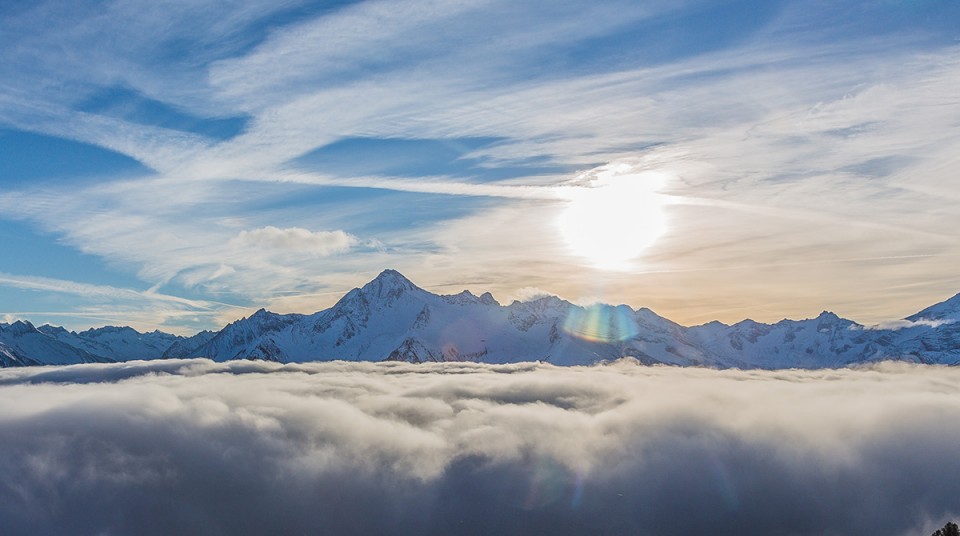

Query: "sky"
<box><xmin>1</xmin><ymin>0</ymin><xmax>959</xmax><ymax>335</ymax></box>
<box><xmin>1</xmin><ymin>358</ymin><xmax>958</xmax><ymax>534</ymax></box>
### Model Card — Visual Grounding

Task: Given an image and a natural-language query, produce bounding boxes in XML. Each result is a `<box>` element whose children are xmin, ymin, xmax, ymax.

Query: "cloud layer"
<box><xmin>0</xmin><ymin>359</ymin><xmax>957</xmax><ymax>535</ymax></box>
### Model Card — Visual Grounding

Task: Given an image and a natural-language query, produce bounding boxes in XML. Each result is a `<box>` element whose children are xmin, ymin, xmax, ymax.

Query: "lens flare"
<box><xmin>558</xmin><ymin>167</ymin><xmax>668</xmax><ymax>270</ymax></box>
<box><xmin>562</xmin><ymin>304</ymin><xmax>640</xmax><ymax>343</ymax></box>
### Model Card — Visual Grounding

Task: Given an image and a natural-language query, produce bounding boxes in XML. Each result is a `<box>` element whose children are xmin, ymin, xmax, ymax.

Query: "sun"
<box><xmin>558</xmin><ymin>168</ymin><xmax>668</xmax><ymax>270</ymax></box>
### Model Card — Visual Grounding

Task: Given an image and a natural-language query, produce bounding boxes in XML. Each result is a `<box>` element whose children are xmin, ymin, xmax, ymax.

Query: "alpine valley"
<box><xmin>2</xmin><ymin>270</ymin><xmax>958</xmax><ymax>368</ymax></box>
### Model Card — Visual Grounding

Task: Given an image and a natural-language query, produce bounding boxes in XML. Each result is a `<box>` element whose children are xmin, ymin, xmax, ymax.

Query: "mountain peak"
<box><xmin>479</xmin><ymin>291</ymin><xmax>499</xmax><ymax>306</ymax></box>
<box><xmin>372</xmin><ymin>269</ymin><xmax>415</xmax><ymax>286</ymax></box>
<box><xmin>244</xmin><ymin>308</ymin><xmax>298</xmax><ymax>326</ymax></box>
<box><xmin>359</xmin><ymin>269</ymin><xmax>421</xmax><ymax>300</ymax></box>
<box><xmin>5</xmin><ymin>320</ymin><xmax>38</xmax><ymax>336</ymax></box>
<box><xmin>815</xmin><ymin>311</ymin><xmax>853</xmax><ymax>332</ymax></box>
<box><xmin>80</xmin><ymin>325</ymin><xmax>140</xmax><ymax>337</ymax></box>
<box><xmin>39</xmin><ymin>324</ymin><xmax>70</xmax><ymax>335</ymax></box>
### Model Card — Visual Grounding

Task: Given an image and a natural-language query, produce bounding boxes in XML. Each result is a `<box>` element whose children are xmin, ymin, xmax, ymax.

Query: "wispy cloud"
<box><xmin>0</xmin><ymin>272</ymin><xmax>196</xmax><ymax>305</ymax></box>
<box><xmin>273</xmin><ymin>170</ymin><xmax>570</xmax><ymax>199</ymax></box>
<box><xmin>1</xmin><ymin>0</ymin><xmax>959</xmax><ymax>330</ymax></box>
<box><xmin>0</xmin><ymin>272</ymin><xmax>238</xmax><ymax>333</ymax></box>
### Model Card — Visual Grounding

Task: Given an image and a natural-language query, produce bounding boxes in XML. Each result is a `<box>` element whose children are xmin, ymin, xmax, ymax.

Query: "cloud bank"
<box><xmin>0</xmin><ymin>360</ymin><xmax>957</xmax><ymax>535</ymax></box>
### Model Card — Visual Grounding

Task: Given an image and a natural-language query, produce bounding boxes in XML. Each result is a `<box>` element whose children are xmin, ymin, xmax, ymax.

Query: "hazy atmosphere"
<box><xmin>2</xmin><ymin>0</ymin><xmax>960</xmax><ymax>334</ymax></box>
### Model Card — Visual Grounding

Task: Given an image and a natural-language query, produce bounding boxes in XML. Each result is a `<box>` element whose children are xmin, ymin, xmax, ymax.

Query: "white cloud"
<box><xmin>230</xmin><ymin>226</ymin><xmax>357</xmax><ymax>256</ymax></box>
<box><xmin>0</xmin><ymin>271</ymin><xmax>201</xmax><ymax>306</ymax></box>
<box><xmin>510</xmin><ymin>287</ymin><xmax>556</xmax><ymax>303</ymax></box>
<box><xmin>862</xmin><ymin>318</ymin><xmax>956</xmax><ymax>331</ymax></box>
<box><xmin>274</xmin><ymin>170</ymin><xmax>568</xmax><ymax>200</ymax></box>
<box><xmin>0</xmin><ymin>360</ymin><xmax>957</xmax><ymax>534</ymax></box>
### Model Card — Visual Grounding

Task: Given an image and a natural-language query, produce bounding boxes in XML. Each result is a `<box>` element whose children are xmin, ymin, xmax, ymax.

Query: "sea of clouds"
<box><xmin>0</xmin><ymin>359</ymin><xmax>958</xmax><ymax>535</ymax></box>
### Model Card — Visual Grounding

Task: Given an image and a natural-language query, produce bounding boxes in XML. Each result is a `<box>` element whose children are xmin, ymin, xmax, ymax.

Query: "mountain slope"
<box><xmin>176</xmin><ymin>270</ymin><xmax>687</xmax><ymax>366</ymax></box>
<box><xmin>156</xmin><ymin>270</ymin><xmax>960</xmax><ymax>368</ymax></box>
<box><xmin>161</xmin><ymin>330</ymin><xmax>217</xmax><ymax>359</ymax></box>
<box><xmin>39</xmin><ymin>325</ymin><xmax>181</xmax><ymax>361</ymax></box>
<box><xmin>0</xmin><ymin>321</ymin><xmax>111</xmax><ymax>366</ymax></box>
<box><xmin>0</xmin><ymin>340</ymin><xmax>40</xmax><ymax>367</ymax></box>
<box><xmin>164</xmin><ymin>309</ymin><xmax>304</xmax><ymax>362</ymax></box>
<box><xmin>3</xmin><ymin>270</ymin><xmax>960</xmax><ymax>368</ymax></box>
<box><xmin>907</xmin><ymin>292</ymin><xmax>960</xmax><ymax>323</ymax></box>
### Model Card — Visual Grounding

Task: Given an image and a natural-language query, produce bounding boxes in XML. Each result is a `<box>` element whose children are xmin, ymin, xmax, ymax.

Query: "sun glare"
<box><xmin>558</xmin><ymin>167</ymin><xmax>668</xmax><ymax>270</ymax></box>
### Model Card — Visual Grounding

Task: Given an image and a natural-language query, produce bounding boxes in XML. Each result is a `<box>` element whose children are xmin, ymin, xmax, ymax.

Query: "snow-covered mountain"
<box><xmin>39</xmin><ymin>325</ymin><xmax>180</xmax><ymax>361</ymax></box>
<box><xmin>4</xmin><ymin>270</ymin><xmax>960</xmax><ymax>368</ymax></box>
<box><xmin>907</xmin><ymin>292</ymin><xmax>960</xmax><ymax>324</ymax></box>
<box><xmin>0</xmin><ymin>321</ymin><xmax>190</xmax><ymax>366</ymax></box>
<box><xmin>685</xmin><ymin>312</ymin><xmax>889</xmax><ymax>368</ymax></box>
<box><xmin>168</xmin><ymin>309</ymin><xmax>304</xmax><ymax>361</ymax></box>
<box><xmin>164</xmin><ymin>270</ymin><xmax>665</xmax><ymax>365</ymax></box>
<box><xmin>0</xmin><ymin>320</ymin><xmax>111</xmax><ymax>366</ymax></box>
<box><xmin>161</xmin><ymin>330</ymin><xmax>217</xmax><ymax>359</ymax></box>
<box><xmin>161</xmin><ymin>269</ymin><xmax>960</xmax><ymax>368</ymax></box>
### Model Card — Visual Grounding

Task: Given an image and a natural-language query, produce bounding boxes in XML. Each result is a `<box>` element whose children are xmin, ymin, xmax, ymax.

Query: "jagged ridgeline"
<box><xmin>2</xmin><ymin>269</ymin><xmax>959</xmax><ymax>368</ymax></box>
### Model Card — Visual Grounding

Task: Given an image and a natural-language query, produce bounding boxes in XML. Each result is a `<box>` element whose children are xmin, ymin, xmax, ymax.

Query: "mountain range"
<box><xmin>2</xmin><ymin>269</ymin><xmax>959</xmax><ymax>368</ymax></box>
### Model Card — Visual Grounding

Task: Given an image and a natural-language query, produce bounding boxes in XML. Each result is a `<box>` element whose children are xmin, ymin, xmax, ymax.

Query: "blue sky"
<box><xmin>1</xmin><ymin>0</ymin><xmax>959</xmax><ymax>334</ymax></box>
